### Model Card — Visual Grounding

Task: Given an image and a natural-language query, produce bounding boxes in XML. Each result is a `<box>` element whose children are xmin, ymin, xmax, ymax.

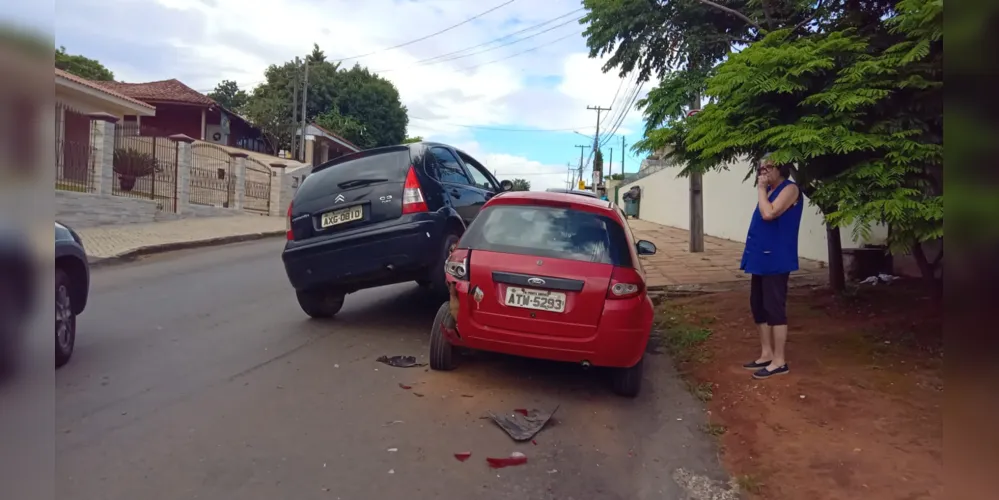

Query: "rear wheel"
<box><xmin>429</xmin><ymin>302</ymin><xmax>457</xmax><ymax>371</ymax></box>
<box><xmin>428</xmin><ymin>233</ymin><xmax>460</xmax><ymax>297</ymax></box>
<box><xmin>611</xmin><ymin>356</ymin><xmax>644</xmax><ymax>398</ymax></box>
<box><xmin>55</xmin><ymin>268</ymin><xmax>76</xmax><ymax>368</ymax></box>
<box><xmin>296</xmin><ymin>289</ymin><xmax>345</xmax><ymax>318</ymax></box>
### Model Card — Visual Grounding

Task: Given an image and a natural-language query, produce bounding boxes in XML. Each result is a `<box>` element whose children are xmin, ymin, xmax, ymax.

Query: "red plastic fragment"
<box><xmin>398</xmin><ymin>383</ymin><xmax>412</xmax><ymax>390</ymax></box>
<box><xmin>454</xmin><ymin>452</ymin><xmax>472</xmax><ymax>462</ymax></box>
<box><xmin>531</xmin><ymin>440</ymin><xmax>537</xmax><ymax>446</ymax></box>
<box><xmin>513</xmin><ymin>408</ymin><xmax>529</xmax><ymax>416</ymax></box>
<box><xmin>486</xmin><ymin>454</ymin><xmax>528</xmax><ymax>468</ymax></box>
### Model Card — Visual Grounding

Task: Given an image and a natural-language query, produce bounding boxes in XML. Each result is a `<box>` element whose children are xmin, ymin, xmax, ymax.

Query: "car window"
<box><xmin>457</xmin><ymin>152</ymin><xmax>496</xmax><ymax>191</ymax></box>
<box><xmin>459</xmin><ymin>205</ymin><xmax>633</xmax><ymax>266</ymax></box>
<box><xmin>430</xmin><ymin>147</ymin><xmax>472</xmax><ymax>185</ymax></box>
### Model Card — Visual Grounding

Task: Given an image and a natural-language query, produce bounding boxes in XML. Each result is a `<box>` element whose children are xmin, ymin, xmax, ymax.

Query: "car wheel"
<box><xmin>295</xmin><ymin>289</ymin><xmax>345</xmax><ymax>319</ymax></box>
<box><xmin>429</xmin><ymin>301</ymin><xmax>457</xmax><ymax>371</ymax></box>
<box><xmin>55</xmin><ymin>268</ymin><xmax>76</xmax><ymax>368</ymax></box>
<box><xmin>428</xmin><ymin>234</ymin><xmax>460</xmax><ymax>297</ymax></box>
<box><xmin>611</xmin><ymin>356</ymin><xmax>644</xmax><ymax>398</ymax></box>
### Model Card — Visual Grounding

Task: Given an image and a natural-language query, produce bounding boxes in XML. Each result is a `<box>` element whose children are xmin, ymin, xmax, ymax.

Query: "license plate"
<box><xmin>504</xmin><ymin>287</ymin><xmax>566</xmax><ymax>313</ymax></box>
<box><xmin>321</xmin><ymin>205</ymin><xmax>363</xmax><ymax>228</ymax></box>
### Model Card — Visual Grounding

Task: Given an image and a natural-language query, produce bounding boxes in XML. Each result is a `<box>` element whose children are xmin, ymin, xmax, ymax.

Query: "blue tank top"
<box><xmin>740</xmin><ymin>179</ymin><xmax>804</xmax><ymax>275</ymax></box>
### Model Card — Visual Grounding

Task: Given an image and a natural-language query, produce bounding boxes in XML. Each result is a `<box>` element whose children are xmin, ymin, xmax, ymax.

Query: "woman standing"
<box><xmin>740</xmin><ymin>155</ymin><xmax>804</xmax><ymax>379</ymax></box>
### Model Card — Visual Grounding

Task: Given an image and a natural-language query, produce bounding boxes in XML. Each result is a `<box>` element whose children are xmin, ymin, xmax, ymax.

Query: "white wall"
<box><xmin>618</xmin><ymin>158</ymin><xmax>887</xmax><ymax>262</ymax></box>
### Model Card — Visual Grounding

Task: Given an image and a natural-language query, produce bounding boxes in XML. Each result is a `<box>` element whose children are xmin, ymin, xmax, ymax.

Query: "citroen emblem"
<box><xmin>527</xmin><ymin>277</ymin><xmax>546</xmax><ymax>286</ymax></box>
<box><xmin>335</xmin><ymin>194</ymin><xmax>345</xmax><ymax>203</ymax></box>
<box><xmin>536</xmin><ymin>259</ymin><xmax>543</xmax><ymax>266</ymax></box>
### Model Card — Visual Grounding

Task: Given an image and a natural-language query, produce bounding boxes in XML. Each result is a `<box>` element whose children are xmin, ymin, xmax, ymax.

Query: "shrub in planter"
<box><xmin>113</xmin><ymin>148</ymin><xmax>156</xmax><ymax>191</ymax></box>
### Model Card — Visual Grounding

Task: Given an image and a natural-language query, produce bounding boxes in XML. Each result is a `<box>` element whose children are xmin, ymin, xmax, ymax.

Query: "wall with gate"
<box><xmin>55</xmin><ymin>113</ymin><xmax>287</xmax><ymax>228</ymax></box>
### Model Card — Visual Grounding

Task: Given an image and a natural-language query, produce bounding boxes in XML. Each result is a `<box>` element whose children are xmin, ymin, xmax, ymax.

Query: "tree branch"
<box><xmin>691</xmin><ymin>0</ymin><xmax>766</xmax><ymax>33</ymax></box>
<box><xmin>791</xmin><ymin>0</ymin><xmax>827</xmax><ymax>33</ymax></box>
<box><xmin>759</xmin><ymin>0</ymin><xmax>775</xmax><ymax>30</ymax></box>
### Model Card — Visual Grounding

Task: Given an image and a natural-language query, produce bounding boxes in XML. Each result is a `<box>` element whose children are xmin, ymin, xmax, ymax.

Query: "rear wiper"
<box><xmin>337</xmin><ymin>178</ymin><xmax>388</xmax><ymax>189</ymax></box>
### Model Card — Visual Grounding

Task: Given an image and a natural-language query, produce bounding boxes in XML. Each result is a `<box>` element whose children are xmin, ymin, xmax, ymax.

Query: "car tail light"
<box><xmin>286</xmin><ymin>202</ymin><xmax>294</xmax><ymax>241</ymax></box>
<box><xmin>445</xmin><ymin>249</ymin><xmax>469</xmax><ymax>280</ymax></box>
<box><xmin>607</xmin><ymin>266</ymin><xmax>644</xmax><ymax>299</ymax></box>
<box><xmin>402</xmin><ymin>165</ymin><xmax>428</xmax><ymax>214</ymax></box>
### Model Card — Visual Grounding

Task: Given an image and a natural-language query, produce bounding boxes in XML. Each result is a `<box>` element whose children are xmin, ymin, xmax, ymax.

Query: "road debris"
<box><xmin>454</xmin><ymin>452</ymin><xmax>472</xmax><ymax>462</ymax></box>
<box><xmin>383</xmin><ymin>420</ymin><xmax>404</xmax><ymax>427</ymax></box>
<box><xmin>486</xmin><ymin>451</ymin><xmax>527</xmax><ymax>468</ymax></box>
<box><xmin>413</xmin><ymin>392</ymin><xmax>425</xmax><ymax>397</ymax></box>
<box><xmin>859</xmin><ymin>273</ymin><xmax>900</xmax><ymax>286</ymax></box>
<box><xmin>376</xmin><ymin>355</ymin><xmax>426</xmax><ymax>368</ymax></box>
<box><xmin>398</xmin><ymin>383</ymin><xmax>412</xmax><ymax>390</ymax></box>
<box><xmin>387</xmin><ymin>448</ymin><xmax>398</xmax><ymax>453</ymax></box>
<box><xmin>487</xmin><ymin>405</ymin><xmax>559</xmax><ymax>442</ymax></box>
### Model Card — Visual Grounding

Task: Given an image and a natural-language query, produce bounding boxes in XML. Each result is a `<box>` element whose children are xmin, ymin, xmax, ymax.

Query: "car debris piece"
<box><xmin>487</xmin><ymin>405</ymin><xmax>560</xmax><ymax>442</ymax></box>
<box><xmin>487</xmin><ymin>452</ymin><xmax>527</xmax><ymax>468</ymax></box>
<box><xmin>398</xmin><ymin>383</ymin><xmax>412</xmax><ymax>390</ymax></box>
<box><xmin>376</xmin><ymin>355</ymin><xmax>427</xmax><ymax>368</ymax></box>
<box><xmin>454</xmin><ymin>452</ymin><xmax>472</xmax><ymax>462</ymax></box>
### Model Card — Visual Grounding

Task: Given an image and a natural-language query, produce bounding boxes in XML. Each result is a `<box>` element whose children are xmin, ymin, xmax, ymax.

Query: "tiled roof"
<box><xmin>55</xmin><ymin>69</ymin><xmax>156</xmax><ymax>111</ymax></box>
<box><xmin>95</xmin><ymin>78</ymin><xmax>216</xmax><ymax>107</ymax></box>
<box><xmin>310</xmin><ymin>122</ymin><xmax>361</xmax><ymax>151</ymax></box>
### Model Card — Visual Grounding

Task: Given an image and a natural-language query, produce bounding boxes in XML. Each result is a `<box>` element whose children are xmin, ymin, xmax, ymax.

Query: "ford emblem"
<box><xmin>527</xmin><ymin>277</ymin><xmax>546</xmax><ymax>286</ymax></box>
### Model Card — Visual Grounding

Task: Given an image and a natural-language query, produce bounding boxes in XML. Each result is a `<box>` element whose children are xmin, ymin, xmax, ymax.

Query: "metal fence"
<box><xmin>111</xmin><ymin>124</ymin><xmax>179</xmax><ymax>210</ymax></box>
<box><xmin>190</xmin><ymin>143</ymin><xmax>232</xmax><ymax>208</ymax></box>
<box><xmin>243</xmin><ymin>157</ymin><xmax>272</xmax><ymax>214</ymax></box>
<box><xmin>55</xmin><ymin>103</ymin><xmax>96</xmax><ymax>193</ymax></box>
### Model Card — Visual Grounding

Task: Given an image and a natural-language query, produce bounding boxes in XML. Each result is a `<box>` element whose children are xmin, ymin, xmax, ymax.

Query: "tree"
<box><xmin>510</xmin><ymin>178</ymin><xmax>531</xmax><ymax>191</ymax></box>
<box><xmin>402</xmin><ymin>136</ymin><xmax>423</xmax><ymax>144</ymax></box>
<box><xmin>243</xmin><ymin>48</ymin><xmax>408</xmax><ymax>153</ymax></box>
<box><xmin>207</xmin><ymin>80</ymin><xmax>249</xmax><ymax>112</ymax></box>
<box><xmin>55</xmin><ymin>46</ymin><xmax>114</xmax><ymax>81</ymax></box>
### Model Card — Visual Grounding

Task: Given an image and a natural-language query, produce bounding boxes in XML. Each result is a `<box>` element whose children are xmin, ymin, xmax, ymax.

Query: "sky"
<box><xmin>25</xmin><ymin>0</ymin><xmax>656</xmax><ymax>191</ymax></box>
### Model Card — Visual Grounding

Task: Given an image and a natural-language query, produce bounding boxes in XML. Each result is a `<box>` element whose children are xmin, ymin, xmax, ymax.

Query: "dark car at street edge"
<box><xmin>55</xmin><ymin>221</ymin><xmax>89</xmax><ymax>368</ymax></box>
<box><xmin>281</xmin><ymin>141</ymin><xmax>513</xmax><ymax>318</ymax></box>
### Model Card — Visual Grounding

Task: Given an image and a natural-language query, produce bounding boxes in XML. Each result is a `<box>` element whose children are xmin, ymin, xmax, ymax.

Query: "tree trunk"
<box><xmin>911</xmin><ymin>241</ymin><xmax>943</xmax><ymax>297</ymax></box>
<box><xmin>827</xmin><ymin>225</ymin><xmax>846</xmax><ymax>292</ymax></box>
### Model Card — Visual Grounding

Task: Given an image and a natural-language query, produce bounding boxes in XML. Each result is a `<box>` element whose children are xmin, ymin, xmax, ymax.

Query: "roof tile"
<box><xmin>55</xmin><ymin>69</ymin><xmax>156</xmax><ymax>111</ymax></box>
<box><xmin>95</xmin><ymin>78</ymin><xmax>216</xmax><ymax>107</ymax></box>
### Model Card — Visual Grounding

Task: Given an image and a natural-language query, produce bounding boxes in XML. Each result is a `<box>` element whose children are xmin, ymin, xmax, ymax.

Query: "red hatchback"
<box><xmin>429</xmin><ymin>191</ymin><xmax>658</xmax><ymax>397</ymax></box>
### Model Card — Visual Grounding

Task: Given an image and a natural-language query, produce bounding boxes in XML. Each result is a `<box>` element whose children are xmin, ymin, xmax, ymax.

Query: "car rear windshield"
<box><xmin>459</xmin><ymin>205</ymin><xmax>633</xmax><ymax>266</ymax></box>
<box><xmin>295</xmin><ymin>148</ymin><xmax>411</xmax><ymax>202</ymax></box>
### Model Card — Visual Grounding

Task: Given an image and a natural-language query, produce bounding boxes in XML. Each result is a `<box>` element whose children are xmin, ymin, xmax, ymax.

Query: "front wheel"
<box><xmin>611</xmin><ymin>356</ymin><xmax>644</xmax><ymax>398</ymax></box>
<box><xmin>55</xmin><ymin>268</ymin><xmax>76</xmax><ymax>368</ymax></box>
<box><xmin>428</xmin><ymin>234</ymin><xmax>460</xmax><ymax>297</ymax></box>
<box><xmin>296</xmin><ymin>289</ymin><xmax>345</xmax><ymax>319</ymax></box>
<box><xmin>429</xmin><ymin>302</ymin><xmax>457</xmax><ymax>371</ymax></box>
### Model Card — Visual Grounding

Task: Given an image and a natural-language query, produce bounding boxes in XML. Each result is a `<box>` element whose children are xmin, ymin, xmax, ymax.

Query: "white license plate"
<box><xmin>504</xmin><ymin>287</ymin><xmax>566</xmax><ymax>313</ymax></box>
<box><xmin>321</xmin><ymin>205</ymin><xmax>363</xmax><ymax>228</ymax></box>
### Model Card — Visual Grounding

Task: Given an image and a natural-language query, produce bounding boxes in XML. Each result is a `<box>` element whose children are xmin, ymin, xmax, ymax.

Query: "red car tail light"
<box><xmin>402</xmin><ymin>165</ymin><xmax>429</xmax><ymax>214</ymax></box>
<box><xmin>607</xmin><ymin>266</ymin><xmax>644</xmax><ymax>299</ymax></box>
<box><xmin>445</xmin><ymin>248</ymin><xmax>469</xmax><ymax>280</ymax></box>
<box><xmin>286</xmin><ymin>202</ymin><xmax>294</xmax><ymax>241</ymax></box>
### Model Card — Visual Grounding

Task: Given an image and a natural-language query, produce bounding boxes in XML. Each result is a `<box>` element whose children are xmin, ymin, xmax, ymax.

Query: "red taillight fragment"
<box><xmin>454</xmin><ymin>452</ymin><xmax>472</xmax><ymax>462</ymax></box>
<box><xmin>286</xmin><ymin>202</ymin><xmax>294</xmax><ymax>240</ymax></box>
<box><xmin>607</xmin><ymin>266</ymin><xmax>644</xmax><ymax>299</ymax></box>
<box><xmin>401</xmin><ymin>165</ymin><xmax>428</xmax><ymax>214</ymax></box>
<box><xmin>486</xmin><ymin>452</ymin><xmax>528</xmax><ymax>468</ymax></box>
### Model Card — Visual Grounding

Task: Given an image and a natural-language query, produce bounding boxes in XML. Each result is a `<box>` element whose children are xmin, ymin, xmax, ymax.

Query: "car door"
<box><xmin>427</xmin><ymin>146</ymin><xmax>479</xmax><ymax>225</ymax></box>
<box><xmin>455</xmin><ymin>151</ymin><xmax>500</xmax><ymax>219</ymax></box>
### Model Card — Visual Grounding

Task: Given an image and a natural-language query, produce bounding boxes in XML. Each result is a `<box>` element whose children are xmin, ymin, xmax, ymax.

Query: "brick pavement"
<box><xmin>627</xmin><ymin>219</ymin><xmax>823</xmax><ymax>289</ymax></box>
<box><xmin>78</xmin><ymin>215</ymin><xmax>286</xmax><ymax>259</ymax></box>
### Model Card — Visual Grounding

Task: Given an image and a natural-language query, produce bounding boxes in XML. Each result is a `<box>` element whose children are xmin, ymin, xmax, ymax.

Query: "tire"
<box><xmin>612</xmin><ymin>355</ymin><xmax>644</xmax><ymax>398</ymax></box>
<box><xmin>429</xmin><ymin>301</ymin><xmax>457</xmax><ymax>371</ymax></box>
<box><xmin>55</xmin><ymin>268</ymin><xmax>76</xmax><ymax>368</ymax></box>
<box><xmin>295</xmin><ymin>289</ymin><xmax>345</xmax><ymax>319</ymax></box>
<box><xmin>428</xmin><ymin>233</ymin><xmax>461</xmax><ymax>297</ymax></box>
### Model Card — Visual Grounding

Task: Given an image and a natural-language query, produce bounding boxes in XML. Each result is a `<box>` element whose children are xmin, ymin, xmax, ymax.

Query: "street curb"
<box><xmin>88</xmin><ymin>231</ymin><xmax>285</xmax><ymax>268</ymax></box>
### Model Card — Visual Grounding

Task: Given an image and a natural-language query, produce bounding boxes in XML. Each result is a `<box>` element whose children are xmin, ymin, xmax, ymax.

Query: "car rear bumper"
<box><xmin>282</xmin><ymin>216</ymin><xmax>444</xmax><ymax>292</ymax></box>
<box><xmin>448</xmin><ymin>280</ymin><xmax>653</xmax><ymax>368</ymax></box>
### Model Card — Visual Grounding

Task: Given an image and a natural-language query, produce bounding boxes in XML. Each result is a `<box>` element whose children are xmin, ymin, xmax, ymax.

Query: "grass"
<box><xmin>690</xmin><ymin>381</ymin><xmax>714</xmax><ymax>402</ymax></box>
<box><xmin>736</xmin><ymin>474</ymin><xmax>765</xmax><ymax>495</ymax></box>
<box><xmin>56</xmin><ymin>181</ymin><xmax>89</xmax><ymax>193</ymax></box>
<box><xmin>701</xmin><ymin>423</ymin><xmax>727</xmax><ymax>437</ymax></box>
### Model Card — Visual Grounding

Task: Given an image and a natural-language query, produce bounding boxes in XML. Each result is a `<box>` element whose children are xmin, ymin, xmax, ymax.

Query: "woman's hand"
<box><xmin>757</xmin><ymin>173</ymin><xmax>769</xmax><ymax>191</ymax></box>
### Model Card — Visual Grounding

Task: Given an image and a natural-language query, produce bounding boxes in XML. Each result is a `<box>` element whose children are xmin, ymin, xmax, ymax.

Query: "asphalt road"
<box><xmin>56</xmin><ymin>238</ymin><xmax>729</xmax><ymax>500</ymax></box>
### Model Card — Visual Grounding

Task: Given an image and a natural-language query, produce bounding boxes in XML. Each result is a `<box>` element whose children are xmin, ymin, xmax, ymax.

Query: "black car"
<box><xmin>54</xmin><ymin>221</ymin><xmax>89</xmax><ymax>367</ymax></box>
<box><xmin>282</xmin><ymin>142</ymin><xmax>512</xmax><ymax>318</ymax></box>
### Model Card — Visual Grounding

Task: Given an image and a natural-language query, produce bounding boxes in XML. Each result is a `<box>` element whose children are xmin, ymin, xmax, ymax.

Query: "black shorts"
<box><xmin>750</xmin><ymin>273</ymin><xmax>790</xmax><ymax>326</ymax></box>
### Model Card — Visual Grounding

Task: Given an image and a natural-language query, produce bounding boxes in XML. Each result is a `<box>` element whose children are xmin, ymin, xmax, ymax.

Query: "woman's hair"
<box><xmin>761</xmin><ymin>153</ymin><xmax>792</xmax><ymax>179</ymax></box>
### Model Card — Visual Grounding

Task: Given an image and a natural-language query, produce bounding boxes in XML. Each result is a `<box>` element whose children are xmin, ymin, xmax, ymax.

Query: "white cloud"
<box><xmin>450</xmin><ymin>140</ymin><xmax>571</xmax><ymax>192</ymax></box>
<box><xmin>55</xmin><ymin>0</ymin><xmax>656</xmax><ymax>186</ymax></box>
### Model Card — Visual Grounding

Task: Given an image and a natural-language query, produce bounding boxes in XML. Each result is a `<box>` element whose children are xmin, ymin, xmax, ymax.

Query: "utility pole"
<box><xmin>290</xmin><ymin>59</ymin><xmax>299</xmax><ymax>159</ymax></box>
<box><xmin>608</xmin><ymin>147</ymin><xmax>613</xmax><ymax>177</ymax></box>
<box><xmin>566</xmin><ymin>162</ymin><xmax>573</xmax><ymax>189</ymax></box>
<box><xmin>621</xmin><ymin>136</ymin><xmax>625</xmax><ymax>175</ymax></box>
<box><xmin>575</xmin><ymin>144</ymin><xmax>589</xmax><ymax>189</ymax></box>
<box><xmin>587</xmin><ymin>105</ymin><xmax>611</xmax><ymax>189</ymax></box>
<box><xmin>298</xmin><ymin>59</ymin><xmax>310</xmax><ymax>162</ymax></box>
<box><xmin>688</xmin><ymin>97</ymin><xmax>705</xmax><ymax>253</ymax></box>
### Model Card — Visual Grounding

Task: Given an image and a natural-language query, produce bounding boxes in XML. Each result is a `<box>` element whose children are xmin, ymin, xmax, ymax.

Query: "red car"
<box><xmin>429</xmin><ymin>191</ymin><xmax>658</xmax><ymax>397</ymax></box>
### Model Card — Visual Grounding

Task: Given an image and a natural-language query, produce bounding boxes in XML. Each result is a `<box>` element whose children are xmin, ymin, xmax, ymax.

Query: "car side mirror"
<box><xmin>500</xmin><ymin>179</ymin><xmax>514</xmax><ymax>191</ymax></box>
<box><xmin>636</xmin><ymin>240</ymin><xmax>657</xmax><ymax>256</ymax></box>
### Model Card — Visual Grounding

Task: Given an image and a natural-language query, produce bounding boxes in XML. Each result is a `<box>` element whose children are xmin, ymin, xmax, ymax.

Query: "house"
<box><xmin>95</xmin><ymin>78</ymin><xmax>272</xmax><ymax>154</ymax></box>
<box><xmin>55</xmin><ymin>69</ymin><xmax>156</xmax><ymax>189</ymax></box>
<box><xmin>296</xmin><ymin>122</ymin><xmax>361</xmax><ymax>166</ymax></box>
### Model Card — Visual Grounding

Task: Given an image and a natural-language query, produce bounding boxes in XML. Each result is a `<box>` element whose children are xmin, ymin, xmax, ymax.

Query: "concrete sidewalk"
<box><xmin>78</xmin><ymin>215</ymin><xmax>286</xmax><ymax>261</ymax></box>
<box><xmin>628</xmin><ymin>219</ymin><xmax>824</xmax><ymax>289</ymax></box>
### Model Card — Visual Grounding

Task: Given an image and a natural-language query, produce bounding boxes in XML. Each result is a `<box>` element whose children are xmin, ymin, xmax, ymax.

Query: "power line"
<box><xmin>330</xmin><ymin>0</ymin><xmax>519</xmax><ymax>63</ymax></box>
<box><xmin>409</xmin><ymin>116</ymin><xmax>594</xmax><ymax>132</ymax></box>
<box><xmin>454</xmin><ymin>31</ymin><xmax>582</xmax><ymax>71</ymax></box>
<box><xmin>599</xmin><ymin>81</ymin><xmax>645</xmax><ymax>149</ymax></box>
